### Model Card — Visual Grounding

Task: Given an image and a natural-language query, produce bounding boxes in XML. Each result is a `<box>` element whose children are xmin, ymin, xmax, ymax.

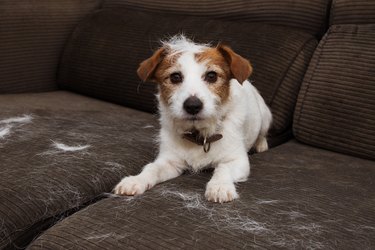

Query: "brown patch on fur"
<box><xmin>154</xmin><ymin>53</ymin><xmax>181</xmax><ymax>105</ymax></box>
<box><xmin>196</xmin><ymin>48</ymin><xmax>232</xmax><ymax>103</ymax></box>
<box><xmin>137</xmin><ymin>47</ymin><xmax>182</xmax><ymax>104</ymax></box>
<box><xmin>137</xmin><ymin>48</ymin><xmax>166</xmax><ymax>82</ymax></box>
<box><xmin>137</xmin><ymin>44</ymin><xmax>251</xmax><ymax>105</ymax></box>
<box><xmin>217</xmin><ymin>45</ymin><xmax>252</xmax><ymax>84</ymax></box>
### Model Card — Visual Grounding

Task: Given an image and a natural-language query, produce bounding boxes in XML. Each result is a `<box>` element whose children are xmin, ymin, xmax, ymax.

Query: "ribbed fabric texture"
<box><xmin>0</xmin><ymin>0</ymin><xmax>101</xmax><ymax>94</ymax></box>
<box><xmin>330</xmin><ymin>0</ymin><xmax>375</xmax><ymax>25</ymax></box>
<box><xmin>0</xmin><ymin>92</ymin><xmax>158</xmax><ymax>248</ymax></box>
<box><xmin>294</xmin><ymin>25</ymin><xmax>375</xmax><ymax>160</ymax></box>
<box><xmin>269</xmin><ymin>39</ymin><xmax>317</xmax><ymax>136</ymax></box>
<box><xmin>29</xmin><ymin>140</ymin><xmax>375</xmax><ymax>249</ymax></box>
<box><xmin>58</xmin><ymin>9</ymin><xmax>317</xmax><ymax>140</ymax></box>
<box><xmin>103</xmin><ymin>0</ymin><xmax>330</xmax><ymax>36</ymax></box>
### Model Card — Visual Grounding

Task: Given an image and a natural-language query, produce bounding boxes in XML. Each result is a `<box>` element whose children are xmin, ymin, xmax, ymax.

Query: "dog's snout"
<box><xmin>183</xmin><ymin>96</ymin><xmax>203</xmax><ymax>115</ymax></box>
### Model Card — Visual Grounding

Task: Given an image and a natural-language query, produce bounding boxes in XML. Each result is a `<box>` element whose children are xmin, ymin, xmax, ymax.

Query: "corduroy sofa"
<box><xmin>1</xmin><ymin>0</ymin><xmax>374</xmax><ymax>249</ymax></box>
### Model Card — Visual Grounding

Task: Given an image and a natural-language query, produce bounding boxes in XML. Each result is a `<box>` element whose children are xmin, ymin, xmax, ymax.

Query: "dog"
<box><xmin>114</xmin><ymin>35</ymin><xmax>272</xmax><ymax>203</ymax></box>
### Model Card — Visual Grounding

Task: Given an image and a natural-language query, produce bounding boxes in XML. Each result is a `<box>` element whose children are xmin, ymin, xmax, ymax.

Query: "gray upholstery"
<box><xmin>0</xmin><ymin>0</ymin><xmax>102</xmax><ymax>94</ymax></box>
<box><xmin>58</xmin><ymin>9</ymin><xmax>317</xmax><ymax>143</ymax></box>
<box><xmin>0</xmin><ymin>91</ymin><xmax>157</xmax><ymax>248</ymax></box>
<box><xmin>330</xmin><ymin>0</ymin><xmax>375</xmax><ymax>25</ymax></box>
<box><xmin>104</xmin><ymin>0</ymin><xmax>331</xmax><ymax>36</ymax></box>
<box><xmin>294</xmin><ymin>24</ymin><xmax>375</xmax><ymax>160</ymax></box>
<box><xmin>1</xmin><ymin>0</ymin><xmax>374</xmax><ymax>249</ymax></box>
<box><xmin>28</xmin><ymin>140</ymin><xmax>375</xmax><ymax>249</ymax></box>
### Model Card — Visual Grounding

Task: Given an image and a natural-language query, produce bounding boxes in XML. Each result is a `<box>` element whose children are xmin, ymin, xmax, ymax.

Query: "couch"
<box><xmin>1</xmin><ymin>0</ymin><xmax>374</xmax><ymax>249</ymax></box>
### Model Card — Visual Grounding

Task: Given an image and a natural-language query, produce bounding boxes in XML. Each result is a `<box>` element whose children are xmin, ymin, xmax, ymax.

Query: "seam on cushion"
<box><xmin>3</xmin><ymin>193</ymin><xmax>109</xmax><ymax>249</ymax></box>
<box><xmin>329</xmin><ymin>0</ymin><xmax>337</xmax><ymax>26</ymax></box>
<box><xmin>56</xmin><ymin>1</ymin><xmax>104</xmax><ymax>90</ymax></box>
<box><xmin>294</xmin><ymin>28</ymin><xmax>332</xmax><ymax>138</ymax></box>
<box><xmin>269</xmin><ymin>36</ymin><xmax>317</xmax><ymax>107</ymax></box>
<box><xmin>57</xmin><ymin>9</ymin><xmax>103</xmax><ymax>90</ymax></box>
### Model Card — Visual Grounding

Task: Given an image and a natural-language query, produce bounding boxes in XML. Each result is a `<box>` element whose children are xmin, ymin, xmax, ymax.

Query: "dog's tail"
<box><xmin>254</xmin><ymin>90</ymin><xmax>272</xmax><ymax>153</ymax></box>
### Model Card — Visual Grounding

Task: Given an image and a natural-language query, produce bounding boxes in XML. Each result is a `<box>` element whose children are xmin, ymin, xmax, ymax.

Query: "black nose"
<box><xmin>183</xmin><ymin>96</ymin><xmax>203</xmax><ymax>115</ymax></box>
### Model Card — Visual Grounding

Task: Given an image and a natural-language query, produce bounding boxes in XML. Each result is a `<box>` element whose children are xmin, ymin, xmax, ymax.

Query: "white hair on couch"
<box><xmin>0</xmin><ymin>114</ymin><xmax>32</xmax><ymax>124</ymax></box>
<box><xmin>160</xmin><ymin>188</ymin><xmax>269</xmax><ymax>234</ymax></box>
<box><xmin>38</xmin><ymin>140</ymin><xmax>91</xmax><ymax>156</ymax></box>
<box><xmin>52</xmin><ymin>141</ymin><xmax>91</xmax><ymax>152</ymax></box>
<box><xmin>0</xmin><ymin>114</ymin><xmax>33</xmax><ymax>140</ymax></box>
<box><xmin>0</xmin><ymin>126</ymin><xmax>11</xmax><ymax>138</ymax></box>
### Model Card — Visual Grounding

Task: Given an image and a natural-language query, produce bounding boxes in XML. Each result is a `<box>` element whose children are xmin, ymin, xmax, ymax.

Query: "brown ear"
<box><xmin>137</xmin><ymin>48</ymin><xmax>165</xmax><ymax>82</ymax></box>
<box><xmin>217</xmin><ymin>44</ymin><xmax>252</xmax><ymax>84</ymax></box>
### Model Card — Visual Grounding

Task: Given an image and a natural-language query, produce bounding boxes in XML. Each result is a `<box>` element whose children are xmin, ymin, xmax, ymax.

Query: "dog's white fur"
<box><xmin>114</xmin><ymin>36</ymin><xmax>272</xmax><ymax>203</ymax></box>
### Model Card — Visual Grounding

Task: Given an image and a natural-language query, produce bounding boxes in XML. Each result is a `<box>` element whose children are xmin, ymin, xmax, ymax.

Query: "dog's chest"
<box><xmin>185</xmin><ymin>151</ymin><xmax>212</xmax><ymax>170</ymax></box>
<box><xmin>178</xmin><ymin>140</ymin><xmax>226</xmax><ymax>171</ymax></box>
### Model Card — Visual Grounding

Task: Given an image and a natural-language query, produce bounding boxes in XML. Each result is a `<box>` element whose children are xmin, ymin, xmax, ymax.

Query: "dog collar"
<box><xmin>182</xmin><ymin>129</ymin><xmax>223</xmax><ymax>153</ymax></box>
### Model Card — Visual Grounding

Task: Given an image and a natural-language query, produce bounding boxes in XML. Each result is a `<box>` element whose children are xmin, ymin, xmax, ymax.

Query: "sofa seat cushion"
<box><xmin>0</xmin><ymin>91</ymin><xmax>158</xmax><ymax>248</ymax></box>
<box><xmin>58</xmin><ymin>9</ymin><xmax>318</xmax><ymax>145</ymax></box>
<box><xmin>28</xmin><ymin>140</ymin><xmax>375</xmax><ymax>249</ymax></box>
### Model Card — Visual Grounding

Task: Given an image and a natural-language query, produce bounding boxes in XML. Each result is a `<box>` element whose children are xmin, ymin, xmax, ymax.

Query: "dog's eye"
<box><xmin>205</xmin><ymin>71</ymin><xmax>218</xmax><ymax>83</ymax></box>
<box><xmin>170</xmin><ymin>72</ymin><xmax>183</xmax><ymax>84</ymax></box>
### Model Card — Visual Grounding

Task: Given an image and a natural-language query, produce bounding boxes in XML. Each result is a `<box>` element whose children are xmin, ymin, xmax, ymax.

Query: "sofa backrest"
<box><xmin>0</xmin><ymin>0</ymin><xmax>102</xmax><ymax>94</ymax></box>
<box><xmin>57</xmin><ymin>7</ymin><xmax>324</xmax><ymax>146</ymax></box>
<box><xmin>329</xmin><ymin>0</ymin><xmax>375</xmax><ymax>25</ymax></box>
<box><xmin>103</xmin><ymin>0</ymin><xmax>331</xmax><ymax>37</ymax></box>
<box><xmin>294</xmin><ymin>0</ymin><xmax>375</xmax><ymax>160</ymax></box>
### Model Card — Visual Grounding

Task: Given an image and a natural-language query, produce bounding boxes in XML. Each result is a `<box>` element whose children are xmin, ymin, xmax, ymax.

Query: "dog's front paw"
<box><xmin>205</xmin><ymin>181</ymin><xmax>239</xmax><ymax>203</ymax></box>
<box><xmin>113</xmin><ymin>176</ymin><xmax>151</xmax><ymax>196</ymax></box>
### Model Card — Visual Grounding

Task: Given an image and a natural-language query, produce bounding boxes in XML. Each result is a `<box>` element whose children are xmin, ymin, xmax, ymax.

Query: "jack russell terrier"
<box><xmin>114</xmin><ymin>35</ymin><xmax>272</xmax><ymax>203</ymax></box>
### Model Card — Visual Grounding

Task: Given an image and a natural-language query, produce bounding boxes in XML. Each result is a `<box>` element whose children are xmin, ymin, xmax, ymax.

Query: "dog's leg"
<box><xmin>205</xmin><ymin>153</ymin><xmax>250</xmax><ymax>203</ymax></box>
<box><xmin>114</xmin><ymin>157</ymin><xmax>186</xmax><ymax>196</ymax></box>
<box><xmin>253</xmin><ymin>87</ymin><xmax>272</xmax><ymax>153</ymax></box>
<box><xmin>254</xmin><ymin>135</ymin><xmax>268</xmax><ymax>153</ymax></box>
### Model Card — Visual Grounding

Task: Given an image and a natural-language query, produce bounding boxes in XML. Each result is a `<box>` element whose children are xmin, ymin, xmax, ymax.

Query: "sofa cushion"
<box><xmin>0</xmin><ymin>0</ymin><xmax>102</xmax><ymax>94</ymax></box>
<box><xmin>104</xmin><ymin>0</ymin><xmax>330</xmax><ymax>36</ymax></box>
<box><xmin>28</xmin><ymin>140</ymin><xmax>375</xmax><ymax>249</ymax></box>
<box><xmin>330</xmin><ymin>0</ymin><xmax>375</xmax><ymax>25</ymax></box>
<box><xmin>0</xmin><ymin>91</ymin><xmax>158</xmax><ymax>248</ymax></box>
<box><xmin>294</xmin><ymin>24</ymin><xmax>375</xmax><ymax>160</ymax></box>
<box><xmin>58</xmin><ymin>9</ymin><xmax>317</xmax><ymax>144</ymax></box>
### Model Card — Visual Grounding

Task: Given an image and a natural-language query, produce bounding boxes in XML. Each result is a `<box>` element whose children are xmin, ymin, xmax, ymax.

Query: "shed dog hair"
<box><xmin>114</xmin><ymin>35</ymin><xmax>272</xmax><ymax>203</ymax></box>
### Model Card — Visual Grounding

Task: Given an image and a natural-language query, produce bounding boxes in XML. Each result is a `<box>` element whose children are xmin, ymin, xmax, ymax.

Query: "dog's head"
<box><xmin>137</xmin><ymin>35</ymin><xmax>252</xmax><ymax>135</ymax></box>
